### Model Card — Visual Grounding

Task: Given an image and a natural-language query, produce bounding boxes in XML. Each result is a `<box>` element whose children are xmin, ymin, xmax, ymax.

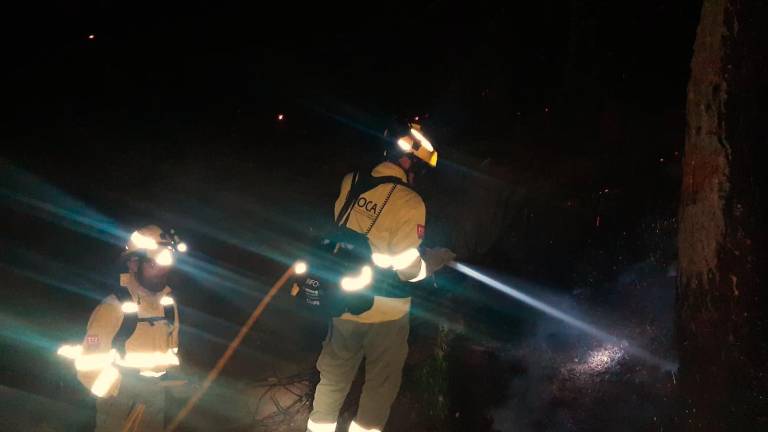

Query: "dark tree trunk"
<box><xmin>677</xmin><ymin>0</ymin><xmax>768</xmax><ymax>430</ymax></box>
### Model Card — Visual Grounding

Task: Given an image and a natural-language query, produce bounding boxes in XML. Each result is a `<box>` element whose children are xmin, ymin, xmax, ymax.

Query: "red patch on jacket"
<box><xmin>86</xmin><ymin>335</ymin><xmax>100</xmax><ymax>347</ymax></box>
<box><xmin>417</xmin><ymin>224</ymin><xmax>426</xmax><ymax>239</ymax></box>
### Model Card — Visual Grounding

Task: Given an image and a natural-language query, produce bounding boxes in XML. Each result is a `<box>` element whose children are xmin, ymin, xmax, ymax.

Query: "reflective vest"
<box><xmin>333</xmin><ymin>161</ymin><xmax>428</xmax><ymax>323</ymax></box>
<box><xmin>60</xmin><ymin>273</ymin><xmax>180</xmax><ymax>398</ymax></box>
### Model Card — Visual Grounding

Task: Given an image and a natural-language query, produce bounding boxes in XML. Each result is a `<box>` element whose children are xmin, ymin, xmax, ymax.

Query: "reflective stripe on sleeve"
<box><xmin>57</xmin><ymin>344</ymin><xmax>83</xmax><ymax>360</ymax></box>
<box><xmin>349</xmin><ymin>421</ymin><xmax>382</xmax><ymax>432</ymax></box>
<box><xmin>407</xmin><ymin>260</ymin><xmax>428</xmax><ymax>282</ymax></box>
<box><xmin>74</xmin><ymin>349</ymin><xmax>119</xmax><ymax>372</ymax></box>
<box><xmin>90</xmin><ymin>365</ymin><xmax>119</xmax><ymax>398</ymax></box>
<box><xmin>307</xmin><ymin>419</ymin><xmax>338</xmax><ymax>432</ymax></box>
<box><xmin>371</xmin><ymin>248</ymin><xmax>421</xmax><ymax>270</ymax></box>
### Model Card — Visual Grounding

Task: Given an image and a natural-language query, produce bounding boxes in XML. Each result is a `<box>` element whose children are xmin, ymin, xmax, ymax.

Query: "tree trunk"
<box><xmin>677</xmin><ymin>0</ymin><xmax>768</xmax><ymax>430</ymax></box>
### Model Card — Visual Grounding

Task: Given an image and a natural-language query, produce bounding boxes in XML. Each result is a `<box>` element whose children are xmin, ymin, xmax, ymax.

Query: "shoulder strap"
<box><xmin>111</xmin><ymin>287</ymin><xmax>137</xmax><ymax>357</ymax></box>
<box><xmin>163</xmin><ymin>302</ymin><xmax>176</xmax><ymax>325</ymax></box>
<box><xmin>335</xmin><ymin>171</ymin><xmax>361</xmax><ymax>227</ymax></box>
<box><xmin>369</xmin><ymin>175</ymin><xmax>410</xmax><ymax>189</ymax></box>
<box><xmin>138</xmin><ymin>298</ymin><xmax>176</xmax><ymax>330</ymax></box>
<box><xmin>335</xmin><ymin>171</ymin><xmax>412</xmax><ymax>228</ymax></box>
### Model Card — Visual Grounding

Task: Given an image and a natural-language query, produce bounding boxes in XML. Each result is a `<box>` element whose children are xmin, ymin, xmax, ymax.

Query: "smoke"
<box><xmin>446</xmin><ymin>261</ymin><xmax>678</xmax><ymax>431</ymax></box>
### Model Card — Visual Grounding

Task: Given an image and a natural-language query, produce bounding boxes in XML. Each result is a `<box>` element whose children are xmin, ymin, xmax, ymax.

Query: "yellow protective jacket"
<box><xmin>334</xmin><ymin>161</ymin><xmax>428</xmax><ymax>323</ymax></box>
<box><xmin>73</xmin><ymin>273</ymin><xmax>180</xmax><ymax>397</ymax></box>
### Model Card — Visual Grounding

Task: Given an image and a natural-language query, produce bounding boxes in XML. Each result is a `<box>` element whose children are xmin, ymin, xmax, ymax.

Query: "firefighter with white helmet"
<box><xmin>58</xmin><ymin>224</ymin><xmax>188</xmax><ymax>431</ymax></box>
<box><xmin>306</xmin><ymin>117</ymin><xmax>455</xmax><ymax>432</ymax></box>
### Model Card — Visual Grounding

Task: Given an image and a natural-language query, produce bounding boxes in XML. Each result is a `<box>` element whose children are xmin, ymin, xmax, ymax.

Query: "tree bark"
<box><xmin>677</xmin><ymin>0</ymin><xmax>768</xmax><ymax>430</ymax></box>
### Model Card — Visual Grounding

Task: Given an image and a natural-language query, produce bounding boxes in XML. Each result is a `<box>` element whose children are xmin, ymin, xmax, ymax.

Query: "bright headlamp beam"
<box><xmin>397</xmin><ymin>138</ymin><xmax>412</xmax><ymax>151</ymax></box>
<box><xmin>130</xmin><ymin>231</ymin><xmax>158</xmax><ymax>250</ymax></box>
<box><xmin>449</xmin><ymin>262</ymin><xmax>677</xmax><ymax>371</ymax></box>
<box><xmin>154</xmin><ymin>248</ymin><xmax>174</xmax><ymax>266</ymax></box>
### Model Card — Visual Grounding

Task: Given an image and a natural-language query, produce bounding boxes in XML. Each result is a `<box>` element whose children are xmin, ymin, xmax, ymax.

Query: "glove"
<box><xmin>422</xmin><ymin>247</ymin><xmax>456</xmax><ymax>275</ymax></box>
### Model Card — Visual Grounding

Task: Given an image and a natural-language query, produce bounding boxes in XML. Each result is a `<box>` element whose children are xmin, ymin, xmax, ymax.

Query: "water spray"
<box><xmin>448</xmin><ymin>262</ymin><xmax>678</xmax><ymax>372</ymax></box>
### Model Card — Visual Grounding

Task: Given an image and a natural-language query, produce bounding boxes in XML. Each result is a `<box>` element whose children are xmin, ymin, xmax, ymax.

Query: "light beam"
<box><xmin>449</xmin><ymin>262</ymin><xmax>677</xmax><ymax>371</ymax></box>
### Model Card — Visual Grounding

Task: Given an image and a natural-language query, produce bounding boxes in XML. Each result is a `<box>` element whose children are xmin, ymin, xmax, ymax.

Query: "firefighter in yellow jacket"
<box><xmin>58</xmin><ymin>225</ymin><xmax>187</xmax><ymax>431</ymax></box>
<box><xmin>306</xmin><ymin>119</ymin><xmax>455</xmax><ymax>432</ymax></box>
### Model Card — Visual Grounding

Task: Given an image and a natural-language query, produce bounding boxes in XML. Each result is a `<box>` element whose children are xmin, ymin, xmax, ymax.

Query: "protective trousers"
<box><xmin>95</xmin><ymin>374</ymin><xmax>165</xmax><ymax>432</ymax></box>
<box><xmin>309</xmin><ymin>313</ymin><xmax>409</xmax><ymax>430</ymax></box>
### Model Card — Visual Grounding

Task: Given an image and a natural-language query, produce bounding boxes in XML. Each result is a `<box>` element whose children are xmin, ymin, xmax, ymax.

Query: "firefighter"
<box><xmin>58</xmin><ymin>225</ymin><xmax>187</xmax><ymax>431</ymax></box>
<box><xmin>306</xmin><ymin>118</ymin><xmax>455</xmax><ymax>432</ymax></box>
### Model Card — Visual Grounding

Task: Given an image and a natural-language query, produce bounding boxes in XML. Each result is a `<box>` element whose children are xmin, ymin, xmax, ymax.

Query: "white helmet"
<box><xmin>123</xmin><ymin>225</ymin><xmax>187</xmax><ymax>267</ymax></box>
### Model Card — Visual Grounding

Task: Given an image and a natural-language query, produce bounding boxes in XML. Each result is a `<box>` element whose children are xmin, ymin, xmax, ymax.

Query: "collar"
<box><xmin>371</xmin><ymin>161</ymin><xmax>408</xmax><ymax>183</ymax></box>
<box><xmin>120</xmin><ymin>273</ymin><xmax>172</xmax><ymax>300</ymax></box>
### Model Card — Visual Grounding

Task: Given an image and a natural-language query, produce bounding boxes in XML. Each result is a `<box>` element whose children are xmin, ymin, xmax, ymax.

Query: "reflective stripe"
<box><xmin>371</xmin><ymin>248</ymin><xmax>421</xmax><ymax>270</ymax></box>
<box><xmin>371</xmin><ymin>253</ymin><xmax>391</xmax><ymax>268</ymax></box>
<box><xmin>90</xmin><ymin>365</ymin><xmax>119</xmax><ymax>398</ymax></box>
<box><xmin>59</xmin><ymin>345</ymin><xmax>178</xmax><ymax>370</ymax></box>
<box><xmin>130</xmin><ymin>231</ymin><xmax>159</xmax><ymax>250</ymax></box>
<box><xmin>307</xmin><ymin>419</ymin><xmax>337</xmax><ymax>432</ymax></box>
<box><xmin>60</xmin><ymin>345</ymin><xmax>178</xmax><ymax>374</ymax></box>
<box><xmin>74</xmin><ymin>350</ymin><xmax>119</xmax><ymax>372</ymax></box>
<box><xmin>57</xmin><ymin>344</ymin><xmax>83</xmax><ymax>360</ymax></box>
<box><xmin>407</xmin><ymin>260</ymin><xmax>428</xmax><ymax>282</ymax></box>
<box><xmin>410</xmin><ymin>128</ymin><xmax>433</xmax><ymax>151</ymax></box>
<box><xmin>58</xmin><ymin>344</ymin><xmax>118</xmax><ymax>371</ymax></box>
<box><xmin>341</xmin><ymin>266</ymin><xmax>373</xmax><ymax>292</ymax></box>
<box><xmin>117</xmin><ymin>349</ymin><xmax>180</xmax><ymax>369</ymax></box>
<box><xmin>159</xmin><ymin>296</ymin><xmax>174</xmax><ymax>306</ymax></box>
<box><xmin>391</xmin><ymin>249</ymin><xmax>421</xmax><ymax>270</ymax></box>
<box><xmin>121</xmin><ymin>302</ymin><xmax>139</xmax><ymax>313</ymax></box>
<box><xmin>140</xmin><ymin>370</ymin><xmax>166</xmax><ymax>378</ymax></box>
<box><xmin>349</xmin><ymin>421</ymin><xmax>382</xmax><ymax>432</ymax></box>
<box><xmin>372</xmin><ymin>248</ymin><xmax>426</xmax><ymax>283</ymax></box>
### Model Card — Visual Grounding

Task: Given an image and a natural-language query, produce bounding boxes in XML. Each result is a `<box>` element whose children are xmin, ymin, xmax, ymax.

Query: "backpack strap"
<box><xmin>137</xmin><ymin>299</ymin><xmax>176</xmax><ymax>329</ymax></box>
<box><xmin>111</xmin><ymin>287</ymin><xmax>177</xmax><ymax>355</ymax></box>
<box><xmin>163</xmin><ymin>301</ymin><xmax>175</xmax><ymax>326</ymax></box>
<box><xmin>335</xmin><ymin>170</ymin><xmax>412</xmax><ymax>229</ymax></box>
<box><xmin>111</xmin><ymin>287</ymin><xmax>138</xmax><ymax>358</ymax></box>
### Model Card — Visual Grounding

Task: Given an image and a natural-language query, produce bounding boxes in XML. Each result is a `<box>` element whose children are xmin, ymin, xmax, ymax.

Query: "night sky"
<box><xmin>3</xmin><ymin>1</ymin><xmax>699</xmax><ymax>162</ymax></box>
